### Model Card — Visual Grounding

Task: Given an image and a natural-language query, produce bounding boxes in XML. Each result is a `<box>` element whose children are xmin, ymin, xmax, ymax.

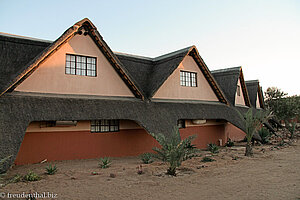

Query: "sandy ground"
<box><xmin>1</xmin><ymin>140</ymin><xmax>300</xmax><ymax>200</ymax></box>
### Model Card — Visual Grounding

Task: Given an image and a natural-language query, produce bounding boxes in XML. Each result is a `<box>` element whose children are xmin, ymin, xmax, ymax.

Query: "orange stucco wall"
<box><xmin>225</xmin><ymin>123</ymin><xmax>245</xmax><ymax>142</ymax></box>
<box><xmin>15</xmin><ymin>129</ymin><xmax>159</xmax><ymax>165</ymax></box>
<box><xmin>15</xmin><ymin>34</ymin><xmax>134</xmax><ymax>97</ymax></box>
<box><xmin>235</xmin><ymin>78</ymin><xmax>246</xmax><ymax>106</ymax></box>
<box><xmin>153</xmin><ymin>56</ymin><xmax>219</xmax><ymax>101</ymax></box>
<box><xmin>180</xmin><ymin>125</ymin><xmax>226</xmax><ymax>148</ymax></box>
<box><xmin>15</xmin><ymin>123</ymin><xmax>226</xmax><ymax>165</ymax></box>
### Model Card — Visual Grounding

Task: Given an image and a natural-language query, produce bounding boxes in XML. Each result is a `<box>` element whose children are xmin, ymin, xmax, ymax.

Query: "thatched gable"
<box><xmin>211</xmin><ymin>67</ymin><xmax>250</xmax><ymax>107</ymax></box>
<box><xmin>117</xmin><ymin>46</ymin><xmax>228</xmax><ymax>103</ymax></box>
<box><xmin>246</xmin><ymin>80</ymin><xmax>265</xmax><ymax>109</ymax></box>
<box><xmin>0</xmin><ymin>18</ymin><xmax>144</xmax><ymax>99</ymax></box>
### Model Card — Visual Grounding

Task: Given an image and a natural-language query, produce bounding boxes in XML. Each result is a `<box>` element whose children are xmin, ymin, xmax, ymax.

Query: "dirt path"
<box><xmin>1</xmin><ymin>141</ymin><xmax>300</xmax><ymax>200</ymax></box>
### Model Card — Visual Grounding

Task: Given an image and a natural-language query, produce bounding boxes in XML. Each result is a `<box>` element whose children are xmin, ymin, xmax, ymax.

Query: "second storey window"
<box><xmin>91</xmin><ymin>120</ymin><xmax>119</xmax><ymax>133</ymax></box>
<box><xmin>237</xmin><ymin>85</ymin><xmax>241</xmax><ymax>96</ymax></box>
<box><xmin>180</xmin><ymin>71</ymin><xmax>197</xmax><ymax>87</ymax></box>
<box><xmin>66</xmin><ymin>54</ymin><xmax>96</xmax><ymax>77</ymax></box>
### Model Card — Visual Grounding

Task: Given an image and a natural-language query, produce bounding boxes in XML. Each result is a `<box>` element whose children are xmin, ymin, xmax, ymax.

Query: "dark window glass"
<box><xmin>91</xmin><ymin>120</ymin><xmax>119</xmax><ymax>133</ymax></box>
<box><xmin>237</xmin><ymin>85</ymin><xmax>241</xmax><ymax>96</ymax></box>
<box><xmin>177</xmin><ymin>119</ymin><xmax>186</xmax><ymax>129</ymax></box>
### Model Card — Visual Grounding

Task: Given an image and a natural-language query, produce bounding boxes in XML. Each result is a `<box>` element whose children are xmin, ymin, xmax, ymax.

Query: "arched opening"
<box><xmin>15</xmin><ymin>119</ymin><xmax>159</xmax><ymax>165</ymax></box>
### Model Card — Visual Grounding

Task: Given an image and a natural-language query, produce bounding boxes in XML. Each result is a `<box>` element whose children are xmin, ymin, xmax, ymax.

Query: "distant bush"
<box><xmin>207</xmin><ymin>143</ymin><xmax>219</xmax><ymax>154</ymax></box>
<box><xmin>285</xmin><ymin>121</ymin><xmax>297</xmax><ymax>138</ymax></box>
<box><xmin>45</xmin><ymin>164</ymin><xmax>57</xmax><ymax>175</ymax></box>
<box><xmin>23</xmin><ymin>171</ymin><xmax>39</xmax><ymax>182</ymax></box>
<box><xmin>201</xmin><ymin>157</ymin><xmax>215</xmax><ymax>162</ymax></box>
<box><xmin>258</xmin><ymin>127</ymin><xmax>271</xmax><ymax>144</ymax></box>
<box><xmin>99</xmin><ymin>157</ymin><xmax>111</xmax><ymax>169</ymax></box>
<box><xmin>140</xmin><ymin>153</ymin><xmax>153</xmax><ymax>164</ymax></box>
<box><xmin>225</xmin><ymin>138</ymin><xmax>234</xmax><ymax>147</ymax></box>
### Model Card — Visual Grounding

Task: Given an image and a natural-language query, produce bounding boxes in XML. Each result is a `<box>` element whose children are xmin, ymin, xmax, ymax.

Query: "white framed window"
<box><xmin>180</xmin><ymin>71</ymin><xmax>197</xmax><ymax>87</ymax></box>
<box><xmin>66</xmin><ymin>54</ymin><xmax>96</xmax><ymax>77</ymax></box>
<box><xmin>91</xmin><ymin>120</ymin><xmax>119</xmax><ymax>133</ymax></box>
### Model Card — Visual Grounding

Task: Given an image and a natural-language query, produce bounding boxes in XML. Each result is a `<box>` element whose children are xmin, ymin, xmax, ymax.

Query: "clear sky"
<box><xmin>1</xmin><ymin>0</ymin><xmax>299</xmax><ymax>96</ymax></box>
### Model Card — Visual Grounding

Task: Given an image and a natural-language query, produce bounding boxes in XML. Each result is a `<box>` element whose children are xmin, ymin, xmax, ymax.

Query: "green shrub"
<box><xmin>286</xmin><ymin>121</ymin><xmax>297</xmax><ymax>138</ymax></box>
<box><xmin>201</xmin><ymin>157</ymin><xmax>215</xmax><ymax>162</ymax></box>
<box><xmin>258</xmin><ymin>127</ymin><xmax>271</xmax><ymax>144</ymax></box>
<box><xmin>207</xmin><ymin>143</ymin><xmax>219</xmax><ymax>154</ymax></box>
<box><xmin>0</xmin><ymin>155</ymin><xmax>12</xmax><ymax>174</ymax></box>
<box><xmin>45</xmin><ymin>164</ymin><xmax>57</xmax><ymax>175</ymax></box>
<box><xmin>99</xmin><ymin>157</ymin><xmax>111</xmax><ymax>169</ymax></box>
<box><xmin>225</xmin><ymin>138</ymin><xmax>234</xmax><ymax>147</ymax></box>
<box><xmin>23</xmin><ymin>171</ymin><xmax>39</xmax><ymax>182</ymax></box>
<box><xmin>151</xmin><ymin>127</ymin><xmax>199</xmax><ymax>176</ymax></box>
<box><xmin>140</xmin><ymin>153</ymin><xmax>153</xmax><ymax>164</ymax></box>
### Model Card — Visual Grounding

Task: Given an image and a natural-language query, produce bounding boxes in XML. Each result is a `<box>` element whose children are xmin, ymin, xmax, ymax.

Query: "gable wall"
<box><xmin>256</xmin><ymin>92</ymin><xmax>261</xmax><ymax>108</ymax></box>
<box><xmin>235</xmin><ymin>78</ymin><xmax>246</xmax><ymax>106</ymax></box>
<box><xmin>15</xmin><ymin>34</ymin><xmax>134</xmax><ymax>97</ymax></box>
<box><xmin>153</xmin><ymin>56</ymin><xmax>218</xmax><ymax>101</ymax></box>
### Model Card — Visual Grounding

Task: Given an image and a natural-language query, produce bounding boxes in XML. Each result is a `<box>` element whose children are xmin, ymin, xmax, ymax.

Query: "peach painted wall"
<box><xmin>180</xmin><ymin>125</ymin><xmax>226</xmax><ymax>148</ymax></box>
<box><xmin>26</xmin><ymin>120</ymin><xmax>142</xmax><ymax>132</ymax></box>
<box><xmin>153</xmin><ymin>56</ymin><xmax>218</xmax><ymax>101</ymax></box>
<box><xmin>235</xmin><ymin>78</ymin><xmax>246</xmax><ymax>106</ymax></box>
<box><xmin>256</xmin><ymin>93</ymin><xmax>261</xmax><ymax>108</ymax></box>
<box><xmin>15</xmin><ymin>34</ymin><xmax>134</xmax><ymax>97</ymax></box>
<box><xmin>225</xmin><ymin>123</ymin><xmax>245</xmax><ymax>142</ymax></box>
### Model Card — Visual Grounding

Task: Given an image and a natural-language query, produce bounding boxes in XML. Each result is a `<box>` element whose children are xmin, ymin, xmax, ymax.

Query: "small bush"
<box><xmin>45</xmin><ymin>164</ymin><xmax>57</xmax><ymax>175</ymax></box>
<box><xmin>201</xmin><ymin>157</ymin><xmax>215</xmax><ymax>162</ymax></box>
<box><xmin>140</xmin><ymin>153</ymin><xmax>153</xmax><ymax>164</ymax></box>
<box><xmin>225</xmin><ymin>138</ymin><xmax>234</xmax><ymax>147</ymax></box>
<box><xmin>258</xmin><ymin>127</ymin><xmax>270</xmax><ymax>144</ymax></box>
<box><xmin>99</xmin><ymin>157</ymin><xmax>111</xmax><ymax>169</ymax></box>
<box><xmin>151</xmin><ymin>127</ymin><xmax>199</xmax><ymax>176</ymax></box>
<box><xmin>23</xmin><ymin>171</ymin><xmax>39</xmax><ymax>182</ymax></box>
<box><xmin>286</xmin><ymin>121</ymin><xmax>296</xmax><ymax>138</ymax></box>
<box><xmin>207</xmin><ymin>143</ymin><xmax>219</xmax><ymax>154</ymax></box>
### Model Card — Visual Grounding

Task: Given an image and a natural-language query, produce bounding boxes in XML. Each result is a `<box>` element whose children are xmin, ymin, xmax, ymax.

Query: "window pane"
<box><xmin>66</xmin><ymin>54</ymin><xmax>71</xmax><ymax>61</ymax></box>
<box><xmin>66</xmin><ymin>68</ymin><xmax>70</xmax><ymax>74</ymax></box>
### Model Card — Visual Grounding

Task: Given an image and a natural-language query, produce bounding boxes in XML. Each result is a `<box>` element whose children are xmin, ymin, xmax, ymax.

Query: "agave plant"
<box><xmin>150</xmin><ymin>127</ymin><xmax>199</xmax><ymax>176</ymax></box>
<box><xmin>99</xmin><ymin>157</ymin><xmax>111</xmax><ymax>169</ymax></box>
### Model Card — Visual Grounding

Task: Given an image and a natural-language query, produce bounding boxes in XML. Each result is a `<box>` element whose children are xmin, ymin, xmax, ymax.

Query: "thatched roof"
<box><xmin>211</xmin><ymin>67</ymin><xmax>250</xmax><ymax>106</ymax></box>
<box><xmin>0</xmin><ymin>91</ymin><xmax>244</xmax><ymax>173</ymax></box>
<box><xmin>0</xmin><ymin>32</ymin><xmax>51</xmax><ymax>96</ymax></box>
<box><xmin>116</xmin><ymin>47</ymin><xmax>228</xmax><ymax>103</ymax></box>
<box><xmin>0</xmin><ymin>18</ymin><xmax>144</xmax><ymax>99</ymax></box>
<box><xmin>245</xmin><ymin>80</ymin><xmax>265</xmax><ymax>108</ymax></box>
